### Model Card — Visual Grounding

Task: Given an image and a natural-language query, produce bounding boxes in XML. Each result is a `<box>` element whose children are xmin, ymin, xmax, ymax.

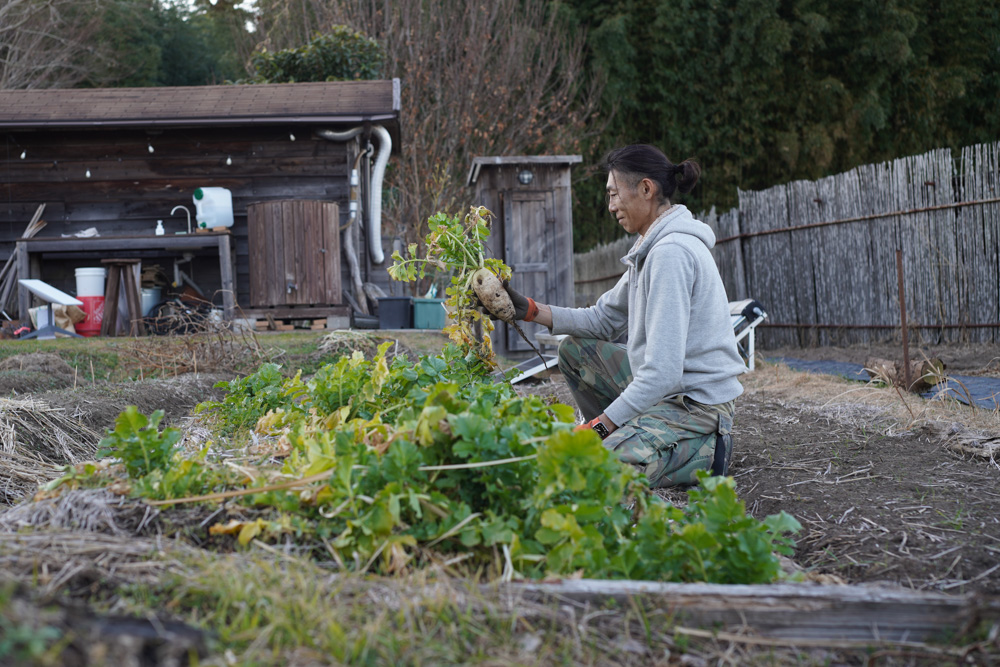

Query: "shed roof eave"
<box><xmin>0</xmin><ymin>113</ymin><xmax>399</xmax><ymax>130</ymax></box>
<box><xmin>466</xmin><ymin>155</ymin><xmax>583</xmax><ymax>186</ymax></box>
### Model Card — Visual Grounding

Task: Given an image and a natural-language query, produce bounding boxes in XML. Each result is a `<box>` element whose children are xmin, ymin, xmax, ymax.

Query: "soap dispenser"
<box><xmin>155</xmin><ymin>220</ymin><xmax>165</xmax><ymax>236</ymax></box>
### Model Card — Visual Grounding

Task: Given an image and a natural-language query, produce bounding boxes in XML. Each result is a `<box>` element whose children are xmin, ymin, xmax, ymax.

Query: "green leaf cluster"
<box><xmin>196</xmin><ymin>362</ymin><xmax>287</xmax><ymax>436</ymax></box>
<box><xmin>68</xmin><ymin>342</ymin><xmax>800</xmax><ymax>584</ymax></box>
<box><xmin>96</xmin><ymin>406</ymin><xmax>182</xmax><ymax>478</ymax></box>
<box><xmin>629</xmin><ymin>474</ymin><xmax>800</xmax><ymax>583</ymax></box>
<box><xmin>247</xmin><ymin>26</ymin><xmax>384</xmax><ymax>83</ymax></box>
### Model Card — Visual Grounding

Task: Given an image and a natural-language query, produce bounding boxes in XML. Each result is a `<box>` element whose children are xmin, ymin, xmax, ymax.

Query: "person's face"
<box><xmin>606</xmin><ymin>171</ymin><xmax>658</xmax><ymax>236</ymax></box>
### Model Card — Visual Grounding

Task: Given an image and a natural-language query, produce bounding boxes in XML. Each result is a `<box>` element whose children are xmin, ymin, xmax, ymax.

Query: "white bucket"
<box><xmin>193</xmin><ymin>187</ymin><xmax>234</xmax><ymax>229</ymax></box>
<box><xmin>75</xmin><ymin>267</ymin><xmax>106</xmax><ymax>297</ymax></box>
<box><xmin>140</xmin><ymin>287</ymin><xmax>162</xmax><ymax>316</ymax></box>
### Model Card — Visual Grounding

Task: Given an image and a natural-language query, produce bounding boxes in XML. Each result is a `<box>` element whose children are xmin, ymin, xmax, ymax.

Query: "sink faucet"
<box><xmin>171</xmin><ymin>205</ymin><xmax>192</xmax><ymax>234</ymax></box>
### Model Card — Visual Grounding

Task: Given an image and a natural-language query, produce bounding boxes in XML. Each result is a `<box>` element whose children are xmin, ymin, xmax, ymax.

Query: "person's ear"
<box><xmin>641</xmin><ymin>178</ymin><xmax>654</xmax><ymax>199</ymax></box>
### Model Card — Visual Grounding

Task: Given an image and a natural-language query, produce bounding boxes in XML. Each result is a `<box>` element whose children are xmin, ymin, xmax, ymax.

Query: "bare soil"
<box><xmin>734</xmin><ymin>388</ymin><xmax>1000</xmax><ymax>595</ymax></box>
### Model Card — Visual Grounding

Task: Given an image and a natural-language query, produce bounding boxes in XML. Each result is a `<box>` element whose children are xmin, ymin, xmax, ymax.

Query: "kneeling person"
<box><xmin>486</xmin><ymin>144</ymin><xmax>747</xmax><ymax>487</ymax></box>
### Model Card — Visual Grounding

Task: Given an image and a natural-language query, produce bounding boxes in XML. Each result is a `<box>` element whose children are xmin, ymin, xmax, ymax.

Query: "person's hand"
<box><xmin>476</xmin><ymin>281</ymin><xmax>537</xmax><ymax>322</ymax></box>
<box><xmin>502</xmin><ymin>281</ymin><xmax>533</xmax><ymax>321</ymax></box>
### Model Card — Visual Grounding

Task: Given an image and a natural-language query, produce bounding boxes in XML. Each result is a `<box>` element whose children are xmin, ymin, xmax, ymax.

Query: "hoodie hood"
<box><xmin>622</xmin><ymin>204</ymin><xmax>716</xmax><ymax>267</ymax></box>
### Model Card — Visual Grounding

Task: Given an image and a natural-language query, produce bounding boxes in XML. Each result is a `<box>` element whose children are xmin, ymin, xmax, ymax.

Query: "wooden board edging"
<box><xmin>495</xmin><ymin>579</ymin><xmax>1000</xmax><ymax>643</ymax></box>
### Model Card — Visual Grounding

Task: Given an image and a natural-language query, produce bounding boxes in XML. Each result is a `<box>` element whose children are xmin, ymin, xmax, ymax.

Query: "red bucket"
<box><xmin>77</xmin><ymin>295</ymin><xmax>105</xmax><ymax>337</ymax></box>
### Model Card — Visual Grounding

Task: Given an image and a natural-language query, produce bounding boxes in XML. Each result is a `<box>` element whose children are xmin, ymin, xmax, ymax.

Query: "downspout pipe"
<box><xmin>318</xmin><ymin>125</ymin><xmax>391</xmax><ymax>265</ymax></box>
<box><xmin>368</xmin><ymin>125</ymin><xmax>391</xmax><ymax>265</ymax></box>
<box><xmin>317</xmin><ymin>127</ymin><xmax>365</xmax><ymax>143</ymax></box>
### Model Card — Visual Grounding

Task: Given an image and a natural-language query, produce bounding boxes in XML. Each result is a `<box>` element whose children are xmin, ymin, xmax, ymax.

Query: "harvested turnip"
<box><xmin>472</xmin><ymin>267</ymin><xmax>516</xmax><ymax>323</ymax></box>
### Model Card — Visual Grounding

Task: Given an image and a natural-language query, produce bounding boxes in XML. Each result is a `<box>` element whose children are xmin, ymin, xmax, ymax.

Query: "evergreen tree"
<box><xmin>563</xmin><ymin>0</ymin><xmax>1000</xmax><ymax>250</ymax></box>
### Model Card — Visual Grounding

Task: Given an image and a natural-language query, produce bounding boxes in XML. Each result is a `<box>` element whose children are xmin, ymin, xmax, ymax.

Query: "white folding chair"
<box><xmin>729</xmin><ymin>299</ymin><xmax>767</xmax><ymax>370</ymax></box>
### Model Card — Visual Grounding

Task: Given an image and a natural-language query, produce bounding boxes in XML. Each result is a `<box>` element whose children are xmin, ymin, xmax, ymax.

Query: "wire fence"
<box><xmin>573</xmin><ymin>141</ymin><xmax>1000</xmax><ymax>347</ymax></box>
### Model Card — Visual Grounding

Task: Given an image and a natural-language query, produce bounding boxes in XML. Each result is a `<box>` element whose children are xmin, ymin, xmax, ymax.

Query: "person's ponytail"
<box><xmin>675</xmin><ymin>159</ymin><xmax>701</xmax><ymax>194</ymax></box>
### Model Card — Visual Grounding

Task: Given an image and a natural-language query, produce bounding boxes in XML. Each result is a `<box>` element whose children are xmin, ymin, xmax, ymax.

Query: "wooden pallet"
<box><xmin>253</xmin><ymin>316</ymin><xmax>328</xmax><ymax>332</ymax></box>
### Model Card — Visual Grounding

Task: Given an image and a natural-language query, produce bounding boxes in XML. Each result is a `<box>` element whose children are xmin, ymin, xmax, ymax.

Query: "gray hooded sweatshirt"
<box><xmin>549</xmin><ymin>205</ymin><xmax>746</xmax><ymax>427</ymax></box>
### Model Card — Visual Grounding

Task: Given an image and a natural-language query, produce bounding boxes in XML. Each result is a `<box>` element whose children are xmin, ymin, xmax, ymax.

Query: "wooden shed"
<box><xmin>0</xmin><ymin>80</ymin><xmax>401</xmax><ymax>326</ymax></box>
<box><xmin>467</xmin><ymin>155</ymin><xmax>580</xmax><ymax>355</ymax></box>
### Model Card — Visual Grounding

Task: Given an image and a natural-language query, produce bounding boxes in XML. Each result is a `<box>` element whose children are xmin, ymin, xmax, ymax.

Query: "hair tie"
<box><xmin>674</xmin><ymin>163</ymin><xmax>685</xmax><ymax>175</ymax></box>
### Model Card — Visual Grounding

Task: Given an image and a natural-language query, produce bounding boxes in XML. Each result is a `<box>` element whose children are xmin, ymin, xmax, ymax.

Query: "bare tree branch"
<box><xmin>247</xmin><ymin>0</ymin><xmax>605</xmax><ymax>248</ymax></box>
<box><xmin>0</xmin><ymin>0</ymin><xmax>109</xmax><ymax>90</ymax></box>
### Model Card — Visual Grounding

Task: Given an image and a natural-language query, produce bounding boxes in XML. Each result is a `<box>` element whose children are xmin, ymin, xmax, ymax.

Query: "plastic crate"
<box><xmin>413</xmin><ymin>298</ymin><xmax>446</xmax><ymax>329</ymax></box>
<box><xmin>377</xmin><ymin>297</ymin><xmax>412</xmax><ymax>329</ymax></box>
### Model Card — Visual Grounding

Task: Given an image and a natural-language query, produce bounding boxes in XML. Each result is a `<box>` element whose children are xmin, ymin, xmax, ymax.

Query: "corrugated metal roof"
<box><xmin>0</xmin><ymin>80</ymin><xmax>401</xmax><ymax>130</ymax></box>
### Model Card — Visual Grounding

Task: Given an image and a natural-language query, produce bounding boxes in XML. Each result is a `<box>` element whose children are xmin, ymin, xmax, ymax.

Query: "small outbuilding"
<box><xmin>0</xmin><ymin>80</ymin><xmax>401</xmax><ymax>327</ymax></box>
<box><xmin>467</xmin><ymin>155</ymin><xmax>580</xmax><ymax>355</ymax></box>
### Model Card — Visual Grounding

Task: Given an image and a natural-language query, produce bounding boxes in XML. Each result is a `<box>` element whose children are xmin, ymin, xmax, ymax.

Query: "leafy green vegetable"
<box><xmin>96</xmin><ymin>406</ymin><xmax>181</xmax><ymax>478</ymax></box>
<box><xmin>195</xmin><ymin>362</ymin><xmax>286</xmax><ymax>435</ymax></box>
<box><xmin>67</xmin><ymin>340</ymin><xmax>801</xmax><ymax>585</ymax></box>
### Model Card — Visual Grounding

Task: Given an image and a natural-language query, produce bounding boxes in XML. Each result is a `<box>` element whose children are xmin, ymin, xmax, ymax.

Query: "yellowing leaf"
<box><xmin>209</xmin><ymin>518</ymin><xmax>269</xmax><ymax>547</ymax></box>
<box><xmin>209</xmin><ymin>519</ymin><xmax>245</xmax><ymax>536</ymax></box>
<box><xmin>238</xmin><ymin>519</ymin><xmax>268</xmax><ymax>546</ymax></box>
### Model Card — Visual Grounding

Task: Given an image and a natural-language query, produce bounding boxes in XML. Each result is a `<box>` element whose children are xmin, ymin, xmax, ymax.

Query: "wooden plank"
<box><xmin>503</xmin><ymin>579</ymin><xmax>1000</xmax><ymax>643</ymax></box>
<box><xmin>3</xmin><ymin>156</ymin><xmax>348</xmax><ymax>184</ymax></box>
<box><xmin>241</xmin><ymin>305</ymin><xmax>349</xmax><ymax>319</ymax></box>
<box><xmin>247</xmin><ymin>203</ymin><xmax>265</xmax><ymax>307</ymax></box>
<box><xmin>21</xmin><ymin>232</ymin><xmax>230</xmax><ymax>253</ymax></box>
<box><xmin>323</xmin><ymin>202</ymin><xmax>341</xmax><ymax>304</ymax></box>
<box><xmin>101</xmin><ymin>265</ymin><xmax>121</xmax><ymax>336</ymax></box>
<box><xmin>306</xmin><ymin>201</ymin><xmax>324</xmax><ymax>304</ymax></box>
<box><xmin>1</xmin><ymin>125</ymin><xmax>349</xmax><ymax>157</ymax></box>
<box><xmin>295</xmin><ymin>201</ymin><xmax>313</xmax><ymax>304</ymax></box>
<box><xmin>15</xmin><ymin>243</ymin><xmax>30</xmax><ymax>320</ymax></box>
<box><xmin>6</xmin><ymin>177</ymin><xmax>344</xmax><ymax>202</ymax></box>
<box><xmin>218</xmin><ymin>234</ymin><xmax>235</xmax><ymax>319</ymax></box>
<box><xmin>282</xmin><ymin>200</ymin><xmax>298</xmax><ymax>306</ymax></box>
<box><xmin>267</xmin><ymin>201</ymin><xmax>284</xmax><ymax>307</ymax></box>
<box><xmin>505</xmin><ymin>191</ymin><xmax>552</xmax><ymax>351</ymax></box>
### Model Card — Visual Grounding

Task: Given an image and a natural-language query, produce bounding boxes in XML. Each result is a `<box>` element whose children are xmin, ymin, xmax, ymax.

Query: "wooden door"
<box><xmin>503</xmin><ymin>190</ymin><xmax>557</xmax><ymax>351</ymax></box>
<box><xmin>248</xmin><ymin>200</ymin><xmax>341</xmax><ymax>307</ymax></box>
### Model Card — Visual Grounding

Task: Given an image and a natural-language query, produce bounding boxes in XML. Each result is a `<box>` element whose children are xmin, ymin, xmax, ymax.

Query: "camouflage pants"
<box><xmin>558</xmin><ymin>336</ymin><xmax>734</xmax><ymax>488</ymax></box>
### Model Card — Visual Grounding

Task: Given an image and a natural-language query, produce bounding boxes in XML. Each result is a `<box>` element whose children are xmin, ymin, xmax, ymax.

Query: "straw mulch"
<box><xmin>0</xmin><ymin>397</ymin><xmax>101</xmax><ymax>505</ymax></box>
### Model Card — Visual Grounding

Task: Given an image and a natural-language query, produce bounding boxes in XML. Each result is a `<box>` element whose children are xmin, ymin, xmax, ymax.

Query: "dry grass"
<box><xmin>317</xmin><ymin>329</ymin><xmax>383</xmax><ymax>359</ymax></box>
<box><xmin>121</xmin><ymin>312</ymin><xmax>266</xmax><ymax>377</ymax></box>
<box><xmin>1</xmin><ymin>524</ymin><xmax>993</xmax><ymax>666</ymax></box>
<box><xmin>743</xmin><ymin>358</ymin><xmax>1000</xmax><ymax>436</ymax></box>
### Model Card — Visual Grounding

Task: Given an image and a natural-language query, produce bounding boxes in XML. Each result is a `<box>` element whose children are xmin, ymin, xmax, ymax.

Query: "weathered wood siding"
<box><xmin>472</xmin><ymin>162</ymin><xmax>575</xmax><ymax>353</ymax></box>
<box><xmin>1</xmin><ymin>127</ymin><xmax>354</xmax><ymax>309</ymax></box>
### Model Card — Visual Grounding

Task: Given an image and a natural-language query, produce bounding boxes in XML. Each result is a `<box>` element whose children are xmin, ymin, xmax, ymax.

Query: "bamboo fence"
<box><xmin>572</xmin><ymin>141</ymin><xmax>1000</xmax><ymax>347</ymax></box>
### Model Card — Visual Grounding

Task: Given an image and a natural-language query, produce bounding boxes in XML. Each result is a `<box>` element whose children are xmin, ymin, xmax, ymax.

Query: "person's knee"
<box><xmin>557</xmin><ymin>335</ymin><xmax>583</xmax><ymax>373</ymax></box>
